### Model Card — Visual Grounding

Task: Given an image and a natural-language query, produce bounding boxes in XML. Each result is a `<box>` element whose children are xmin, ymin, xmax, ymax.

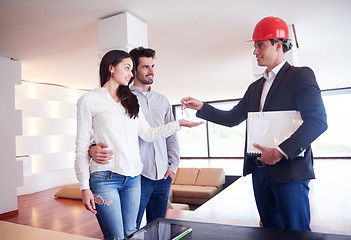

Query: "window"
<box><xmin>174</xmin><ymin>99</ymin><xmax>246</xmax><ymax>158</ymax></box>
<box><xmin>207</xmin><ymin>102</ymin><xmax>245</xmax><ymax>157</ymax></box>
<box><xmin>312</xmin><ymin>89</ymin><xmax>351</xmax><ymax>157</ymax></box>
<box><xmin>174</xmin><ymin>106</ymin><xmax>208</xmax><ymax>157</ymax></box>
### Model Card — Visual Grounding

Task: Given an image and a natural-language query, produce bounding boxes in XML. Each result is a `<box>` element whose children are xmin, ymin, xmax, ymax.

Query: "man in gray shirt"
<box><xmin>89</xmin><ymin>47</ymin><xmax>180</xmax><ymax>229</ymax></box>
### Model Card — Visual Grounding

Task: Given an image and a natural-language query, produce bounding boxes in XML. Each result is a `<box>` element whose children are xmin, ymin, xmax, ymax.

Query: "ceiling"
<box><xmin>1</xmin><ymin>0</ymin><xmax>350</xmax><ymax>103</ymax></box>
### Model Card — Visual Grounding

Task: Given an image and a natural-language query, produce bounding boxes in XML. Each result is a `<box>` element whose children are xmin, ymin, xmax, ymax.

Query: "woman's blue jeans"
<box><xmin>90</xmin><ymin>171</ymin><xmax>141</xmax><ymax>240</ymax></box>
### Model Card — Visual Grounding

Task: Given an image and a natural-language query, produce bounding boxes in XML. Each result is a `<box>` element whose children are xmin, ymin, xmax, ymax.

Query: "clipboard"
<box><xmin>246</xmin><ymin>110</ymin><xmax>303</xmax><ymax>157</ymax></box>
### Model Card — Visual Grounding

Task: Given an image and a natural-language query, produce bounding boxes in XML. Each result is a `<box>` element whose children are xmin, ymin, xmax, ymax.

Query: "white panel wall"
<box><xmin>16</xmin><ymin>99</ymin><xmax>77</xmax><ymax>118</ymax></box>
<box><xmin>15</xmin><ymin>81</ymin><xmax>88</xmax><ymax>195</ymax></box>
<box><xmin>0</xmin><ymin>56</ymin><xmax>23</xmax><ymax>214</ymax></box>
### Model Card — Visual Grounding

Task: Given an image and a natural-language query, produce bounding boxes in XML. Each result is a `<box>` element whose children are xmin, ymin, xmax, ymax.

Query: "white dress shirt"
<box><xmin>260</xmin><ymin>61</ymin><xmax>290</xmax><ymax>159</ymax></box>
<box><xmin>131</xmin><ymin>86</ymin><xmax>180</xmax><ymax>180</ymax></box>
<box><xmin>260</xmin><ymin>60</ymin><xmax>286</xmax><ymax>111</ymax></box>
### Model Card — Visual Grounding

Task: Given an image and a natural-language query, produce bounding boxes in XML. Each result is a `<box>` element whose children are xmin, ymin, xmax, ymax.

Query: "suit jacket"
<box><xmin>197</xmin><ymin>62</ymin><xmax>327</xmax><ymax>183</ymax></box>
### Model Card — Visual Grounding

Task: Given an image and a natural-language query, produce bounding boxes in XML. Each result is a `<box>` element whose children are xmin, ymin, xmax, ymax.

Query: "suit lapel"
<box><xmin>262</xmin><ymin>62</ymin><xmax>291</xmax><ymax>111</ymax></box>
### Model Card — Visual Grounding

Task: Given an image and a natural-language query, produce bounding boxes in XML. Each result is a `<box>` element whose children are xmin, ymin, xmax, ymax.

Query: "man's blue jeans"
<box><xmin>136</xmin><ymin>175</ymin><xmax>172</xmax><ymax>229</ymax></box>
<box><xmin>90</xmin><ymin>171</ymin><xmax>141</xmax><ymax>240</ymax></box>
<box><xmin>252</xmin><ymin>166</ymin><xmax>311</xmax><ymax>231</ymax></box>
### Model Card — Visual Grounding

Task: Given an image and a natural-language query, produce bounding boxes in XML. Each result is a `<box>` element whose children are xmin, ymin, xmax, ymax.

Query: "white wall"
<box><xmin>15</xmin><ymin>81</ymin><xmax>87</xmax><ymax>195</ymax></box>
<box><xmin>4</xmin><ymin>12</ymin><xmax>147</xmax><ymax>199</ymax></box>
<box><xmin>0</xmin><ymin>56</ymin><xmax>23</xmax><ymax>214</ymax></box>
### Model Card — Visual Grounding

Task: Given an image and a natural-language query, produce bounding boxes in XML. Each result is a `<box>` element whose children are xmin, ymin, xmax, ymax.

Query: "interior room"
<box><xmin>1</xmin><ymin>0</ymin><xmax>350</xmax><ymax>239</ymax></box>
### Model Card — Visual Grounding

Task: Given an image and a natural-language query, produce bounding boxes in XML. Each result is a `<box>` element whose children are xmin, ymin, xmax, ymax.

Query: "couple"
<box><xmin>75</xmin><ymin>47</ymin><xmax>203</xmax><ymax>240</ymax></box>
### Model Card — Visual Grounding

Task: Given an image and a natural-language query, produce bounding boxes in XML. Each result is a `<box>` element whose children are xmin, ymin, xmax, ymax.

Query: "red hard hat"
<box><xmin>251</xmin><ymin>16</ymin><xmax>290</xmax><ymax>41</ymax></box>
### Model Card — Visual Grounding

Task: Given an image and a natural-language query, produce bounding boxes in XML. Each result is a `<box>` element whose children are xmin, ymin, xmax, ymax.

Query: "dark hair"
<box><xmin>129</xmin><ymin>47</ymin><xmax>156</xmax><ymax>68</ymax></box>
<box><xmin>269</xmin><ymin>39</ymin><xmax>293</xmax><ymax>53</ymax></box>
<box><xmin>99</xmin><ymin>50</ymin><xmax>139</xmax><ymax>119</ymax></box>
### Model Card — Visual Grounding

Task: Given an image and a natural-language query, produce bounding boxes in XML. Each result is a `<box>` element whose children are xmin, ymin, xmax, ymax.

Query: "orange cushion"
<box><xmin>173</xmin><ymin>168</ymin><xmax>199</xmax><ymax>185</ymax></box>
<box><xmin>54</xmin><ymin>183</ymin><xmax>82</xmax><ymax>200</ymax></box>
<box><xmin>171</xmin><ymin>185</ymin><xmax>219</xmax><ymax>198</ymax></box>
<box><xmin>195</xmin><ymin>168</ymin><xmax>225</xmax><ymax>187</ymax></box>
<box><xmin>171</xmin><ymin>169</ymin><xmax>179</xmax><ymax>184</ymax></box>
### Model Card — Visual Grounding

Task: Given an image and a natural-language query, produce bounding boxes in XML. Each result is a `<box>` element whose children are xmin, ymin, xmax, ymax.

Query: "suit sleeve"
<box><xmin>196</xmin><ymin>90</ymin><xmax>249</xmax><ymax>127</ymax></box>
<box><xmin>279</xmin><ymin>67</ymin><xmax>328</xmax><ymax>159</ymax></box>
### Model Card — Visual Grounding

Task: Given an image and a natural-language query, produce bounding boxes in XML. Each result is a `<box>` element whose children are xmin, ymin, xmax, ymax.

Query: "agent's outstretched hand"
<box><xmin>178</xmin><ymin>119</ymin><xmax>204</xmax><ymax>128</ymax></box>
<box><xmin>180</xmin><ymin>97</ymin><xmax>204</xmax><ymax>111</ymax></box>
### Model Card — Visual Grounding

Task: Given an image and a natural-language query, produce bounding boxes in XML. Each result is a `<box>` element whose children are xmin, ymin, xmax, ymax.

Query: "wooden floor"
<box><xmin>1</xmin><ymin>160</ymin><xmax>350</xmax><ymax>239</ymax></box>
<box><xmin>0</xmin><ymin>187</ymin><xmax>103</xmax><ymax>239</ymax></box>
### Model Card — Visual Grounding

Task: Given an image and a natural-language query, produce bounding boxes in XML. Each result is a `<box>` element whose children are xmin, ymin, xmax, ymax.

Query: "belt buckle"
<box><xmin>255</xmin><ymin>158</ymin><xmax>265</xmax><ymax>167</ymax></box>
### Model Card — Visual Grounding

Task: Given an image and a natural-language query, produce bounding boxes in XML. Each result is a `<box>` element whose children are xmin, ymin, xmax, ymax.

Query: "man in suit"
<box><xmin>181</xmin><ymin>16</ymin><xmax>327</xmax><ymax>231</ymax></box>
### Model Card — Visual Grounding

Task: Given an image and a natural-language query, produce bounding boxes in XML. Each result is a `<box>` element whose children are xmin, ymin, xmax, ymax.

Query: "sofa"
<box><xmin>55</xmin><ymin>167</ymin><xmax>225</xmax><ymax>207</ymax></box>
<box><xmin>170</xmin><ymin>168</ymin><xmax>225</xmax><ymax>205</ymax></box>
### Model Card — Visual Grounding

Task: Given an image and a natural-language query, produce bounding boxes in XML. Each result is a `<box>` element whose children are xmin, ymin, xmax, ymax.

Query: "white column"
<box><xmin>0</xmin><ymin>56</ymin><xmax>23</xmax><ymax>214</ymax></box>
<box><xmin>98</xmin><ymin>12</ymin><xmax>148</xmax><ymax>57</ymax></box>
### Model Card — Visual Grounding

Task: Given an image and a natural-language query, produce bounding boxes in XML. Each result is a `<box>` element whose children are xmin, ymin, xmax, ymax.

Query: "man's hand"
<box><xmin>180</xmin><ymin>97</ymin><xmax>204</xmax><ymax>110</ymax></box>
<box><xmin>90</xmin><ymin>143</ymin><xmax>113</xmax><ymax>164</ymax></box>
<box><xmin>253</xmin><ymin>143</ymin><xmax>283</xmax><ymax>165</ymax></box>
<box><xmin>164</xmin><ymin>170</ymin><xmax>176</xmax><ymax>179</ymax></box>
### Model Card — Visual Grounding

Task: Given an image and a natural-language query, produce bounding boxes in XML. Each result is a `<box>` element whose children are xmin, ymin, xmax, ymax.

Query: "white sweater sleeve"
<box><xmin>138</xmin><ymin>110</ymin><xmax>180</xmax><ymax>142</ymax></box>
<box><xmin>75</xmin><ymin>96</ymin><xmax>94</xmax><ymax>190</ymax></box>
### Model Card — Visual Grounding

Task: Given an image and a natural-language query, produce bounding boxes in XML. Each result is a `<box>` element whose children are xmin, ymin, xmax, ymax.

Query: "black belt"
<box><xmin>255</xmin><ymin>158</ymin><xmax>265</xmax><ymax>167</ymax></box>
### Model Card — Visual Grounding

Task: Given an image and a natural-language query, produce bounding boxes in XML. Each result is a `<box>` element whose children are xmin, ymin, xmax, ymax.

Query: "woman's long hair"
<box><xmin>99</xmin><ymin>50</ymin><xmax>139</xmax><ymax>119</ymax></box>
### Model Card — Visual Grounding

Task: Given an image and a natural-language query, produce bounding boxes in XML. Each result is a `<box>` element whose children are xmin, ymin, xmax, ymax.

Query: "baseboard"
<box><xmin>0</xmin><ymin>209</ymin><xmax>19</xmax><ymax>219</ymax></box>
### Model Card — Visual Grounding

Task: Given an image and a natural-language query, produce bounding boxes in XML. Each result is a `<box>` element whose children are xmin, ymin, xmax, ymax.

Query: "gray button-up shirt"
<box><xmin>130</xmin><ymin>85</ymin><xmax>180</xmax><ymax>180</ymax></box>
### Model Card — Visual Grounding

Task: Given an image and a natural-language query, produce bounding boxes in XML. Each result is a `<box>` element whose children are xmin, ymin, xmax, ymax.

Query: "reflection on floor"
<box><xmin>167</xmin><ymin>160</ymin><xmax>351</xmax><ymax>236</ymax></box>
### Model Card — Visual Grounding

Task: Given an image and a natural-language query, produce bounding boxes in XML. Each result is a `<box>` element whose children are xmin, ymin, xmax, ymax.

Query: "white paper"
<box><xmin>246</xmin><ymin>110</ymin><xmax>303</xmax><ymax>156</ymax></box>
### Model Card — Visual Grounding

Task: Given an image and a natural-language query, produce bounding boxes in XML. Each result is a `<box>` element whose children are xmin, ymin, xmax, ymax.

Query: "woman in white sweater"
<box><xmin>75</xmin><ymin>50</ymin><xmax>201</xmax><ymax>240</ymax></box>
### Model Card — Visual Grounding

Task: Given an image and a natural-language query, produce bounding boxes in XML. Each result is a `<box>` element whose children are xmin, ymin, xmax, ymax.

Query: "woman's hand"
<box><xmin>82</xmin><ymin>189</ymin><xmax>97</xmax><ymax>214</ymax></box>
<box><xmin>178</xmin><ymin>119</ymin><xmax>204</xmax><ymax>128</ymax></box>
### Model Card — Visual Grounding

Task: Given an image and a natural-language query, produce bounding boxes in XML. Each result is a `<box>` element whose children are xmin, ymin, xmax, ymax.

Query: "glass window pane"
<box><xmin>312</xmin><ymin>92</ymin><xmax>351</xmax><ymax>157</ymax></box>
<box><xmin>208</xmin><ymin>101</ymin><xmax>246</xmax><ymax>157</ymax></box>
<box><xmin>174</xmin><ymin>106</ymin><xmax>208</xmax><ymax>157</ymax></box>
<box><xmin>208</xmin><ymin>122</ymin><xmax>245</xmax><ymax>157</ymax></box>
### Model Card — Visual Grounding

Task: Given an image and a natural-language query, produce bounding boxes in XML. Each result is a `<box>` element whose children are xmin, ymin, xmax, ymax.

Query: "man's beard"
<box><xmin>139</xmin><ymin>76</ymin><xmax>154</xmax><ymax>85</ymax></box>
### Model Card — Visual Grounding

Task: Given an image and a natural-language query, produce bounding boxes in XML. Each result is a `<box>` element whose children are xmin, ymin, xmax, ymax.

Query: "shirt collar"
<box><xmin>263</xmin><ymin>60</ymin><xmax>286</xmax><ymax>80</ymax></box>
<box><xmin>130</xmin><ymin>85</ymin><xmax>152</xmax><ymax>95</ymax></box>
